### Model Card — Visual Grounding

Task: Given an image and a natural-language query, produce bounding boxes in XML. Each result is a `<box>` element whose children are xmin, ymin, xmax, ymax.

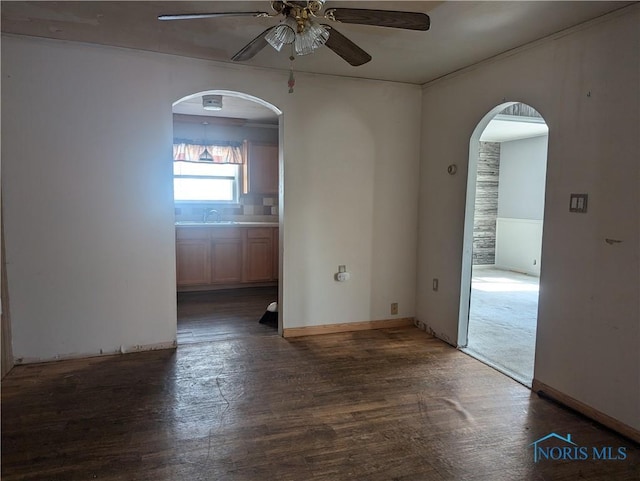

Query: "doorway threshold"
<box><xmin>460</xmin><ymin>346</ymin><xmax>532</xmax><ymax>388</ymax></box>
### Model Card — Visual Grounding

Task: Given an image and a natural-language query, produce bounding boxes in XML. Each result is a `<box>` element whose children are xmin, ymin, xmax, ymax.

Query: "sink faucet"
<box><xmin>203</xmin><ymin>209</ymin><xmax>221</xmax><ymax>223</ymax></box>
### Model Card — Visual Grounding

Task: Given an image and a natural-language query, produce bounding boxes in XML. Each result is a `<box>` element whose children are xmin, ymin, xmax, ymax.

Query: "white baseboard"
<box><xmin>14</xmin><ymin>340</ymin><xmax>177</xmax><ymax>365</ymax></box>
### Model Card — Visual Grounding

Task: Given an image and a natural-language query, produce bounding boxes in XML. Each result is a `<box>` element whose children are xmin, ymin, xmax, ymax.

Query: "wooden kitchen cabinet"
<box><xmin>243</xmin><ymin>141</ymin><xmax>278</xmax><ymax>195</ymax></box>
<box><xmin>175</xmin><ymin>229</ymin><xmax>211</xmax><ymax>287</ymax></box>
<box><xmin>176</xmin><ymin>225</ymin><xmax>279</xmax><ymax>291</ymax></box>
<box><xmin>245</xmin><ymin>228</ymin><xmax>273</xmax><ymax>282</ymax></box>
<box><xmin>211</xmin><ymin>228</ymin><xmax>243</xmax><ymax>284</ymax></box>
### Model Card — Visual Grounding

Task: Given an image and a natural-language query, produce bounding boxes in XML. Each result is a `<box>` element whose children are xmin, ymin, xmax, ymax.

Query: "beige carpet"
<box><xmin>462</xmin><ymin>266</ymin><xmax>538</xmax><ymax>386</ymax></box>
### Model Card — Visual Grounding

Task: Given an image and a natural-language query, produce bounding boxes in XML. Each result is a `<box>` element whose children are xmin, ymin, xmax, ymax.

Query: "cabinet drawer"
<box><xmin>247</xmin><ymin>227</ymin><xmax>272</xmax><ymax>239</ymax></box>
<box><xmin>176</xmin><ymin>227</ymin><xmax>210</xmax><ymax>240</ymax></box>
<box><xmin>210</xmin><ymin>227</ymin><xmax>242</xmax><ymax>239</ymax></box>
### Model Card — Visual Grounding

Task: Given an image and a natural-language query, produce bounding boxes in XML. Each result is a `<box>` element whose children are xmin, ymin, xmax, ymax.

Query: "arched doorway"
<box><xmin>458</xmin><ymin>102</ymin><xmax>548</xmax><ymax>386</ymax></box>
<box><xmin>171</xmin><ymin>90</ymin><xmax>284</xmax><ymax>341</ymax></box>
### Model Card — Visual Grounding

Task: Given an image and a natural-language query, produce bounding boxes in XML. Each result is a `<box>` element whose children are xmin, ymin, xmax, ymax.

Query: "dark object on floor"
<box><xmin>259</xmin><ymin>301</ymin><xmax>278</xmax><ymax>328</ymax></box>
<box><xmin>258</xmin><ymin>310</ymin><xmax>278</xmax><ymax>328</ymax></box>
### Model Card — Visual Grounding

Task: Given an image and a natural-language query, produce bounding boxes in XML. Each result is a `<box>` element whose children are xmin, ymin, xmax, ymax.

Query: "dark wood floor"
<box><xmin>177</xmin><ymin>286</ymin><xmax>279</xmax><ymax>344</ymax></box>
<box><xmin>2</xmin><ymin>290</ymin><xmax>638</xmax><ymax>480</ymax></box>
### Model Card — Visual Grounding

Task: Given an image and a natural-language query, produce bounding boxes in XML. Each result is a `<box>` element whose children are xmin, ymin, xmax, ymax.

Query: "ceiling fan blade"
<box><xmin>323</xmin><ymin>26</ymin><xmax>371</xmax><ymax>67</ymax></box>
<box><xmin>231</xmin><ymin>27</ymin><xmax>275</xmax><ymax>62</ymax></box>
<box><xmin>325</xmin><ymin>8</ymin><xmax>430</xmax><ymax>31</ymax></box>
<box><xmin>158</xmin><ymin>12</ymin><xmax>269</xmax><ymax>21</ymax></box>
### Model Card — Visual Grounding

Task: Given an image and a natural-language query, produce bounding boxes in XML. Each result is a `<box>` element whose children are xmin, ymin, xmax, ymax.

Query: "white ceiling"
<box><xmin>173</xmin><ymin>94</ymin><xmax>278</xmax><ymax>122</ymax></box>
<box><xmin>480</xmin><ymin>115</ymin><xmax>548</xmax><ymax>143</ymax></box>
<box><xmin>1</xmin><ymin>1</ymin><xmax>633</xmax><ymax>85</ymax></box>
<box><xmin>4</xmin><ymin>1</ymin><xmax>631</xmax><ymax>122</ymax></box>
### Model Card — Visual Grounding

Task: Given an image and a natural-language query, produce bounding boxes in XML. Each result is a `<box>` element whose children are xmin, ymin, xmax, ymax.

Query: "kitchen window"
<box><xmin>173</xmin><ymin>141</ymin><xmax>243</xmax><ymax>203</ymax></box>
<box><xmin>173</xmin><ymin>161</ymin><xmax>240</xmax><ymax>203</ymax></box>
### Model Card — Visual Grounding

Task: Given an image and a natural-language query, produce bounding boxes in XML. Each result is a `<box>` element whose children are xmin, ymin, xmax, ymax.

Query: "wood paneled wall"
<box><xmin>473</xmin><ymin>142</ymin><xmax>501</xmax><ymax>265</ymax></box>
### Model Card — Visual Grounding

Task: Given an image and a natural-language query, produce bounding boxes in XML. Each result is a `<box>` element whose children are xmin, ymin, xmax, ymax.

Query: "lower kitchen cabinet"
<box><xmin>211</xmin><ymin>238</ymin><xmax>243</xmax><ymax>284</ymax></box>
<box><xmin>175</xmin><ymin>229</ymin><xmax>211</xmax><ymax>287</ymax></box>
<box><xmin>245</xmin><ymin>228</ymin><xmax>273</xmax><ymax>282</ymax></box>
<box><xmin>210</xmin><ymin>227</ymin><xmax>243</xmax><ymax>284</ymax></box>
<box><xmin>176</xmin><ymin>225</ymin><xmax>278</xmax><ymax>291</ymax></box>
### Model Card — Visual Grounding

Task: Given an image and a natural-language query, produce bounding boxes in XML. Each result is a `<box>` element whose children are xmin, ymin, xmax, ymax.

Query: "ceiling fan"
<box><xmin>158</xmin><ymin>1</ymin><xmax>430</xmax><ymax>67</ymax></box>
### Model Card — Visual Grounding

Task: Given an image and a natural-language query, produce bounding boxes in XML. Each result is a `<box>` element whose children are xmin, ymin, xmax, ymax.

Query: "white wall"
<box><xmin>495</xmin><ymin>135</ymin><xmax>548</xmax><ymax>274</ymax></box>
<box><xmin>417</xmin><ymin>5</ymin><xmax>639</xmax><ymax>431</ymax></box>
<box><xmin>1</xmin><ymin>38</ymin><xmax>178</xmax><ymax>361</ymax></box>
<box><xmin>498</xmin><ymin>135</ymin><xmax>548</xmax><ymax>220</ymax></box>
<box><xmin>495</xmin><ymin>218</ymin><xmax>543</xmax><ymax>276</ymax></box>
<box><xmin>1</xmin><ymin>34</ymin><xmax>421</xmax><ymax>362</ymax></box>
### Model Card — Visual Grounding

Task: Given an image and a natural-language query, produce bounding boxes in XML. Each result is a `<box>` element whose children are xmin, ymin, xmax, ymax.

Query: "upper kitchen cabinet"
<box><xmin>243</xmin><ymin>141</ymin><xmax>279</xmax><ymax>195</ymax></box>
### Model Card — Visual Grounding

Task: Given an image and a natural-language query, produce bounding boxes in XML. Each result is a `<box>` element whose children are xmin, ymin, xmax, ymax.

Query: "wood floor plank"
<box><xmin>2</xmin><ymin>289</ymin><xmax>638</xmax><ymax>480</ymax></box>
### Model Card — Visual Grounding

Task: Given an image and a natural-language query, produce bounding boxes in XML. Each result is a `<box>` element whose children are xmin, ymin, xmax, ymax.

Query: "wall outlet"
<box><xmin>433</xmin><ymin>278</ymin><xmax>439</xmax><ymax>291</ymax></box>
<box><xmin>335</xmin><ymin>265</ymin><xmax>350</xmax><ymax>282</ymax></box>
<box><xmin>336</xmin><ymin>272</ymin><xmax>350</xmax><ymax>281</ymax></box>
<box><xmin>391</xmin><ymin>302</ymin><xmax>398</xmax><ymax>315</ymax></box>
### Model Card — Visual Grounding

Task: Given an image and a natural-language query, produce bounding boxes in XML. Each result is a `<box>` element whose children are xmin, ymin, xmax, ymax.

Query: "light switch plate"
<box><xmin>569</xmin><ymin>194</ymin><xmax>588</xmax><ymax>213</ymax></box>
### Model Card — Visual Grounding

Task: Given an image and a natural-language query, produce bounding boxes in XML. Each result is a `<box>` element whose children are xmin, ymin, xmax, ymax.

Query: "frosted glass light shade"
<box><xmin>265</xmin><ymin>18</ymin><xmax>297</xmax><ymax>52</ymax></box>
<box><xmin>294</xmin><ymin>21</ymin><xmax>329</xmax><ymax>55</ymax></box>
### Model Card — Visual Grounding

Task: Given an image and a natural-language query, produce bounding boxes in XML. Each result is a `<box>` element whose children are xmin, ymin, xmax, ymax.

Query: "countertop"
<box><xmin>175</xmin><ymin>221</ymin><xmax>278</xmax><ymax>227</ymax></box>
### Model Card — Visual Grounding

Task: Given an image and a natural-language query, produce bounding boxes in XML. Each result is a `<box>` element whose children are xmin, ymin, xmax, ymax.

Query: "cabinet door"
<box><xmin>243</xmin><ymin>142</ymin><xmax>278</xmax><ymax>194</ymax></box>
<box><xmin>211</xmin><ymin>239</ymin><xmax>243</xmax><ymax>284</ymax></box>
<box><xmin>245</xmin><ymin>232</ymin><xmax>273</xmax><ymax>282</ymax></box>
<box><xmin>176</xmin><ymin>239</ymin><xmax>211</xmax><ymax>286</ymax></box>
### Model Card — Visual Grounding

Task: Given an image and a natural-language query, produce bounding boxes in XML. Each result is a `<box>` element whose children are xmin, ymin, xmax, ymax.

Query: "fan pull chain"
<box><xmin>288</xmin><ymin>47</ymin><xmax>296</xmax><ymax>93</ymax></box>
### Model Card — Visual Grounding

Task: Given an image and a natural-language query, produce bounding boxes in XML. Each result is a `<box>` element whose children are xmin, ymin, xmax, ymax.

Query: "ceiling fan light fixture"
<box><xmin>265</xmin><ymin>17</ymin><xmax>296</xmax><ymax>51</ymax></box>
<box><xmin>307</xmin><ymin>0</ymin><xmax>327</xmax><ymax>15</ymax></box>
<box><xmin>202</xmin><ymin>95</ymin><xmax>223</xmax><ymax>111</ymax></box>
<box><xmin>294</xmin><ymin>21</ymin><xmax>329</xmax><ymax>55</ymax></box>
<box><xmin>160</xmin><ymin>3</ymin><xmax>430</xmax><ymax>69</ymax></box>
